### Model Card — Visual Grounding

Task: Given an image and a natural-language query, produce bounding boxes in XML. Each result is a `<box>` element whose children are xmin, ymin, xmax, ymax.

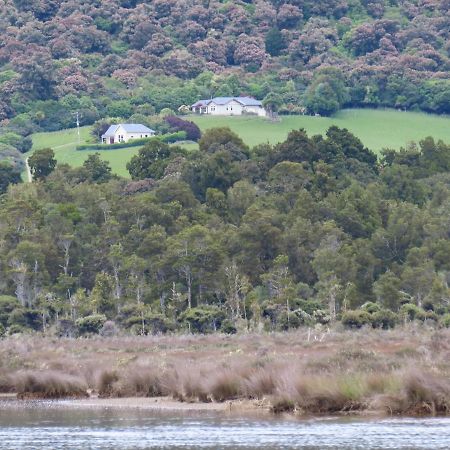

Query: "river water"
<box><xmin>0</xmin><ymin>400</ymin><xmax>449</xmax><ymax>449</ymax></box>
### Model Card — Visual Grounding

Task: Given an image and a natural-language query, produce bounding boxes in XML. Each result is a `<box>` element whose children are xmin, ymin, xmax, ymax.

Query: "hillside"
<box><xmin>29</xmin><ymin>109</ymin><xmax>450</xmax><ymax>177</ymax></box>
<box><xmin>1</xmin><ymin>0</ymin><xmax>449</xmax><ymax>177</ymax></box>
<box><xmin>0</xmin><ymin>0</ymin><xmax>449</xmax><ymax>134</ymax></box>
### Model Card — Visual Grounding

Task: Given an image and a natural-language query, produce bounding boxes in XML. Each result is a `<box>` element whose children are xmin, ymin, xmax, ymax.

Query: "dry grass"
<box><xmin>1</xmin><ymin>326</ymin><xmax>450</xmax><ymax>415</ymax></box>
<box><xmin>14</xmin><ymin>371</ymin><xmax>88</xmax><ymax>399</ymax></box>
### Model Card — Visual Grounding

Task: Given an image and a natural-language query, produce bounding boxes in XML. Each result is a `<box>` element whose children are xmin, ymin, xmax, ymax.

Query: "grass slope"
<box><xmin>191</xmin><ymin>108</ymin><xmax>450</xmax><ymax>153</ymax></box>
<box><xmin>30</xmin><ymin>126</ymin><xmax>140</xmax><ymax>177</ymax></box>
<box><xmin>29</xmin><ymin>109</ymin><xmax>450</xmax><ymax>177</ymax></box>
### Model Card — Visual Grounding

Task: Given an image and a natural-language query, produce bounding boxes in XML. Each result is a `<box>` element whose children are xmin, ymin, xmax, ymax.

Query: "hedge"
<box><xmin>76</xmin><ymin>131</ymin><xmax>187</xmax><ymax>151</ymax></box>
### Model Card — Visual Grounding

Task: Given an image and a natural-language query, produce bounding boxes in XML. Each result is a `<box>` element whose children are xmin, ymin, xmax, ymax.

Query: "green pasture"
<box><xmin>29</xmin><ymin>109</ymin><xmax>450</xmax><ymax>177</ymax></box>
<box><xmin>191</xmin><ymin>108</ymin><xmax>450</xmax><ymax>153</ymax></box>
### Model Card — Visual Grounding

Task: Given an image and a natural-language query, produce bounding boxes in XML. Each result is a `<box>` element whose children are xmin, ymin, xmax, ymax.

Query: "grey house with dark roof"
<box><xmin>101</xmin><ymin>124</ymin><xmax>156</xmax><ymax>144</ymax></box>
<box><xmin>191</xmin><ymin>97</ymin><xmax>266</xmax><ymax>117</ymax></box>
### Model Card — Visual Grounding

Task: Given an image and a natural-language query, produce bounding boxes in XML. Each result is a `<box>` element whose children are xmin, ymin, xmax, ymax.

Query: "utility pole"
<box><xmin>76</xmin><ymin>111</ymin><xmax>81</xmax><ymax>144</ymax></box>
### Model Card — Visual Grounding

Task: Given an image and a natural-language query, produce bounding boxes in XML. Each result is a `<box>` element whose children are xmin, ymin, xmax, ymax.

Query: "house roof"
<box><xmin>102</xmin><ymin>124</ymin><xmax>155</xmax><ymax>137</ymax></box>
<box><xmin>191</xmin><ymin>99</ymin><xmax>211</xmax><ymax>108</ymax></box>
<box><xmin>191</xmin><ymin>97</ymin><xmax>263</xmax><ymax>108</ymax></box>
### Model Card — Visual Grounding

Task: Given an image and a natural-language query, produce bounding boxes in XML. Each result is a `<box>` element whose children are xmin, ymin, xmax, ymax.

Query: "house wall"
<box><xmin>244</xmin><ymin>105</ymin><xmax>267</xmax><ymax>117</ymax></box>
<box><xmin>208</xmin><ymin>100</ymin><xmax>243</xmax><ymax>115</ymax></box>
<box><xmin>114</xmin><ymin>126</ymin><xmax>154</xmax><ymax>143</ymax></box>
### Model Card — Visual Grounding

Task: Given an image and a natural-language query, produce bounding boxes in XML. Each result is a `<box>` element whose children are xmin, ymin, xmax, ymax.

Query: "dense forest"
<box><xmin>0</xmin><ymin>0</ymin><xmax>449</xmax><ymax>134</ymax></box>
<box><xmin>1</xmin><ymin>126</ymin><xmax>450</xmax><ymax>336</ymax></box>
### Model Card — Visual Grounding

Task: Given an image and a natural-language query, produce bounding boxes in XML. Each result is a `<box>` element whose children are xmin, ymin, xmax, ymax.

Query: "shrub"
<box><xmin>341</xmin><ymin>310</ymin><xmax>371</xmax><ymax>328</ymax></box>
<box><xmin>400</xmin><ymin>303</ymin><xmax>424</xmax><ymax>321</ymax></box>
<box><xmin>15</xmin><ymin>371</ymin><xmax>88</xmax><ymax>399</ymax></box>
<box><xmin>7</xmin><ymin>308</ymin><xmax>42</xmax><ymax>331</ymax></box>
<box><xmin>76</xmin><ymin>314</ymin><xmax>107</xmax><ymax>335</ymax></box>
<box><xmin>179</xmin><ymin>306</ymin><xmax>226</xmax><ymax>333</ymax></box>
<box><xmin>145</xmin><ymin>313</ymin><xmax>175</xmax><ymax>335</ymax></box>
<box><xmin>76</xmin><ymin>132</ymin><xmax>186</xmax><ymax>151</ymax></box>
<box><xmin>0</xmin><ymin>295</ymin><xmax>19</xmax><ymax>327</ymax></box>
<box><xmin>276</xmin><ymin>310</ymin><xmax>304</xmax><ymax>331</ymax></box>
<box><xmin>220</xmin><ymin>319</ymin><xmax>237</xmax><ymax>334</ymax></box>
<box><xmin>100</xmin><ymin>320</ymin><xmax>119</xmax><ymax>337</ymax></box>
<box><xmin>361</xmin><ymin>302</ymin><xmax>382</xmax><ymax>314</ymax></box>
<box><xmin>440</xmin><ymin>313</ymin><xmax>450</xmax><ymax>328</ymax></box>
<box><xmin>371</xmin><ymin>309</ymin><xmax>398</xmax><ymax>329</ymax></box>
<box><xmin>165</xmin><ymin>116</ymin><xmax>201</xmax><ymax>141</ymax></box>
<box><xmin>55</xmin><ymin>319</ymin><xmax>77</xmax><ymax>338</ymax></box>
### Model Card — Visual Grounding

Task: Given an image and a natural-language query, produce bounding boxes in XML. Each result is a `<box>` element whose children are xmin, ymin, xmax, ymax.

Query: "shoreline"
<box><xmin>1</xmin><ymin>394</ymin><xmax>447</xmax><ymax>420</ymax></box>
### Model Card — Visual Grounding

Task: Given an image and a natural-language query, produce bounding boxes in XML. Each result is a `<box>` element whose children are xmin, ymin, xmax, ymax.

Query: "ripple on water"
<box><xmin>0</xmin><ymin>404</ymin><xmax>449</xmax><ymax>449</ymax></box>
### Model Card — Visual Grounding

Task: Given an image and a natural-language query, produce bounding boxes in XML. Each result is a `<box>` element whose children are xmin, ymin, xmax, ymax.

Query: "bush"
<box><xmin>165</xmin><ymin>116</ymin><xmax>201</xmax><ymax>141</ymax></box>
<box><xmin>7</xmin><ymin>308</ymin><xmax>42</xmax><ymax>331</ymax></box>
<box><xmin>145</xmin><ymin>313</ymin><xmax>175</xmax><ymax>335</ymax></box>
<box><xmin>400</xmin><ymin>303</ymin><xmax>424</xmax><ymax>321</ymax></box>
<box><xmin>341</xmin><ymin>310</ymin><xmax>372</xmax><ymax>328</ymax></box>
<box><xmin>100</xmin><ymin>320</ymin><xmax>119</xmax><ymax>337</ymax></box>
<box><xmin>76</xmin><ymin>132</ymin><xmax>186</xmax><ymax>151</ymax></box>
<box><xmin>0</xmin><ymin>295</ymin><xmax>19</xmax><ymax>327</ymax></box>
<box><xmin>75</xmin><ymin>314</ymin><xmax>107</xmax><ymax>335</ymax></box>
<box><xmin>440</xmin><ymin>313</ymin><xmax>450</xmax><ymax>328</ymax></box>
<box><xmin>55</xmin><ymin>319</ymin><xmax>77</xmax><ymax>338</ymax></box>
<box><xmin>179</xmin><ymin>306</ymin><xmax>226</xmax><ymax>333</ymax></box>
<box><xmin>220</xmin><ymin>319</ymin><xmax>237</xmax><ymax>334</ymax></box>
<box><xmin>371</xmin><ymin>309</ymin><xmax>398</xmax><ymax>329</ymax></box>
<box><xmin>361</xmin><ymin>302</ymin><xmax>382</xmax><ymax>314</ymax></box>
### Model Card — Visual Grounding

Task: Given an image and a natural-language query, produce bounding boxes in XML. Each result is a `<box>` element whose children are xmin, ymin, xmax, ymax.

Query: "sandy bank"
<box><xmin>63</xmin><ymin>396</ymin><xmax>267</xmax><ymax>412</ymax></box>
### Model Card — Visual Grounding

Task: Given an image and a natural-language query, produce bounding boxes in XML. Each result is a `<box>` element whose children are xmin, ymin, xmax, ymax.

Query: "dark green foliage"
<box><xmin>82</xmin><ymin>153</ymin><xmax>112</xmax><ymax>183</ymax></box>
<box><xmin>28</xmin><ymin>148</ymin><xmax>56</xmax><ymax>180</ymax></box>
<box><xmin>8</xmin><ymin>308</ymin><xmax>42</xmax><ymax>331</ymax></box>
<box><xmin>179</xmin><ymin>306</ymin><xmax>226</xmax><ymax>333</ymax></box>
<box><xmin>76</xmin><ymin>132</ymin><xmax>186</xmax><ymax>151</ymax></box>
<box><xmin>199</xmin><ymin>128</ymin><xmax>249</xmax><ymax>154</ymax></box>
<box><xmin>0</xmin><ymin>162</ymin><xmax>21</xmax><ymax>194</ymax></box>
<box><xmin>341</xmin><ymin>310</ymin><xmax>372</xmax><ymax>328</ymax></box>
<box><xmin>127</xmin><ymin>140</ymin><xmax>173</xmax><ymax>180</ymax></box>
<box><xmin>0</xmin><ymin>296</ymin><xmax>19</xmax><ymax>327</ymax></box>
<box><xmin>0</xmin><ymin>126</ymin><xmax>449</xmax><ymax>335</ymax></box>
<box><xmin>265</xmin><ymin>28</ymin><xmax>286</xmax><ymax>57</ymax></box>
<box><xmin>75</xmin><ymin>314</ymin><xmax>107</xmax><ymax>335</ymax></box>
<box><xmin>305</xmin><ymin>69</ymin><xmax>349</xmax><ymax>116</ymax></box>
<box><xmin>371</xmin><ymin>309</ymin><xmax>398</xmax><ymax>329</ymax></box>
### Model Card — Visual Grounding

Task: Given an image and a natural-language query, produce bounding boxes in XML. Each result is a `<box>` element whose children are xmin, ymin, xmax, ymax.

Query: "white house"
<box><xmin>101</xmin><ymin>124</ymin><xmax>156</xmax><ymax>144</ymax></box>
<box><xmin>191</xmin><ymin>97</ymin><xmax>266</xmax><ymax>117</ymax></box>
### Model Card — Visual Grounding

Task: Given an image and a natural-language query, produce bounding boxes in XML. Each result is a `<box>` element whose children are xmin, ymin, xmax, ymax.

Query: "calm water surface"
<box><xmin>0</xmin><ymin>400</ymin><xmax>449</xmax><ymax>449</ymax></box>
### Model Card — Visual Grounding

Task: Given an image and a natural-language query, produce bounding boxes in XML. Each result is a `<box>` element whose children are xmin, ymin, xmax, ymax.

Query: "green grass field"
<box><xmin>30</xmin><ymin>126</ymin><xmax>143</xmax><ymax>177</ymax></box>
<box><xmin>191</xmin><ymin>108</ymin><xmax>450</xmax><ymax>152</ymax></box>
<box><xmin>29</xmin><ymin>109</ymin><xmax>450</xmax><ymax>177</ymax></box>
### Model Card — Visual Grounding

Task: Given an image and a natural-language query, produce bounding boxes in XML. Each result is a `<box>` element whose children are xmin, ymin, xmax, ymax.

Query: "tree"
<box><xmin>28</xmin><ymin>148</ymin><xmax>57</xmax><ymax>180</ymax></box>
<box><xmin>0</xmin><ymin>162</ymin><xmax>21</xmax><ymax>194</ymax></box>
<box><xmin>265</xmin><ymin>28</ymin><xmax>286</xmax><ymax>56</ymax></box>
<box><xmin>127</xmin><ymin>140</ymin><xmax>172</xmax><ymax>180</ymax></box>
<box><xmin>263</xmin><ymin>92</ymin><xmax>282</xmax><ymax>118</ymax></box>
<box><xmin>305</xmin><ymin>69</ymin><xmax>349</xmax><ymax>116</ymax></box>
<box><xmin>198</xmin><ymin>127</ymin><xmax>249</xmax><ymax>154</ymax></box>
<box><xmin>83</xmin><ymin>153</ymin><xmax>112</xmax><ymax>183</ymax></box>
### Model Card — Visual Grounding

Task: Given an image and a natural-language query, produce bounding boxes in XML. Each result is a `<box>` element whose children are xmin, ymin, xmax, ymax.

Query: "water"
<box><xmin>0</xmin><ymin>400</ymin><xmax>449</xmax><ymax>449</ymax></box>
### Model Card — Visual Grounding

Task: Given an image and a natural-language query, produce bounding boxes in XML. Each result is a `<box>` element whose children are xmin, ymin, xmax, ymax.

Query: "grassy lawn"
<box><xmin>29</xmin><ymin>109</ymin><xmax>450</xmax><ymax>177</ymax></box>
<box><xmin>191</xmin><ymin>108</ymin><xmax>450</xmax><ymax>154</ymax></box>
<box><xmin>30</xmin><ymin>126</ymin><xmax>142</xmax><ymax>177</ymax></box>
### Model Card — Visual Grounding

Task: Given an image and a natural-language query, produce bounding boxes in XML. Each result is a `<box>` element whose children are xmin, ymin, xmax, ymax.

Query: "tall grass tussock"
<box><xmin>1</xmin><ymin>327</ymin><xmax>450</xmax><ymax>416</ymax></box>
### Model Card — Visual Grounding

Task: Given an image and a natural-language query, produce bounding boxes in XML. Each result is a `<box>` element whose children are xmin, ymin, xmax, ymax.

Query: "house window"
<box><xmin>210</xmin><ymin>106</ymin><xmax>215</xmax><ymax>111</ymax></box>
<box><xmin>145</xmin><ymin>134</ymin><xmax>148</xmax><ymax>137</ymax></box>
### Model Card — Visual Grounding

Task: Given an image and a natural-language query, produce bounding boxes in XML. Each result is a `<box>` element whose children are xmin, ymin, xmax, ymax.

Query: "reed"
<box><xmin>15</xmin><ymin>371</ymin><xmax>88</xmax><ymax>399</ymax></box>
<box><xmin>1</xmin><ymin>327</ymin><xmax>449</xmax><ymax>415</ymax></box>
